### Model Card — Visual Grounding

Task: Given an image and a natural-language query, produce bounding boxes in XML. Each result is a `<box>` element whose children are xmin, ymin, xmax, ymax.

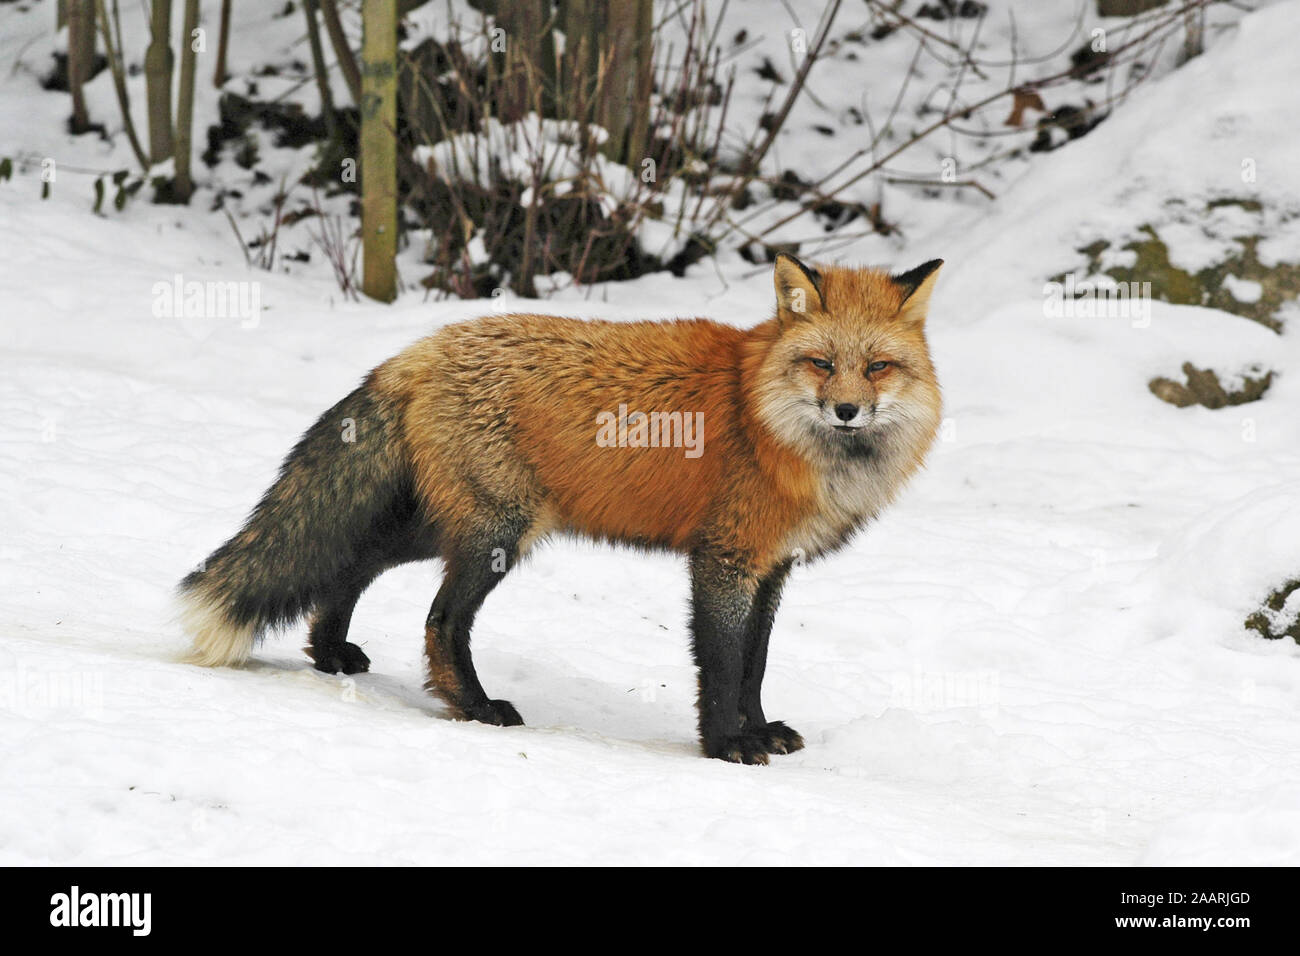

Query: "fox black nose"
<box><xmin>834</xmin><ymin>403</ymin><xmax>859</xmax><ymax>422</ymax></box>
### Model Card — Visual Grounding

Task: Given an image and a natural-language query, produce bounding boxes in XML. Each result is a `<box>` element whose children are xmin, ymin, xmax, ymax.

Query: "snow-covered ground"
<box><xmin>2</xmin><ymin>1</ymin><xmax>1299</xmax><ymax>865</ymax></box>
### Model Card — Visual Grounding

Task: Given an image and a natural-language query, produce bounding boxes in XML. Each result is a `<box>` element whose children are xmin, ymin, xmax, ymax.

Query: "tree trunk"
<box><xmin>495</xmin><ymin>1</ymin><xmax>552</xmax><ymax>122</ymax></box>
<box><xmin>95</xmin><ymin>0</ymin><xmax>151</xmax><ymax>171</ymax></box>
<box><xmin>304</xmin><ymin>0</ymin><xmax>340</xmax><ymax>145</ymax></box>
<box><xmin>320</xmin><ymin>0</ymin><xmax>363</xmax><ymax>107</ymax></box>
<box><xmin>598</xmin><ymin>0</ymin><xmax>638</xmax><ymax>162</ymax></box>
<box><xmin>557</xmin><ymin>0</ymin><xmax>652</xmax><ymax>162</ymax></box>
<box><xmin>361</xmin><ymin>0</ymin><xmax>398</xmax><ymax>302</ymax></box>
<box><xmin>625</xmin><ymin>0</ymin><xmax>654</xmax><ymax>165</ymax></box>
<box><xmin>1181</xmin><ymin>6</ymin><xmax>1205</xmax><ymax>62</ymax></box>
<box><xmin>66</xmin><ymin>0</ymin><xmax>95</xmax><ymax>133</ymax></box>
<box><xmin>173</xmin><ymin>0</ymin><xmax>200</xmax><ymax>201</ymax></box>
<box><xmin>213</xmin><ymin>0</ymin><xmax>232</xmax><ymax>87</ymax></box>
<box><xmin>560</xmin><ymin>0</ymin><xmax>604</xmax><ymax>158</ymax></box>
<box><xmin>561</xmin><ymin>0</ymin><xmax>599</xmax><ymax>120</ymax></box>
<box><xmin>145</xmin><ymin>0</ymin><xmax>175</xmax><ymax>164</ymax></box>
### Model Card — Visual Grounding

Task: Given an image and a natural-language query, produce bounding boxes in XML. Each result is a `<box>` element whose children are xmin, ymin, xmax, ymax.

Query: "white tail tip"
<box><xmin>178</xmin><ymin>589</ymin><xmax>255</xmax><ymax>667</ymax></box>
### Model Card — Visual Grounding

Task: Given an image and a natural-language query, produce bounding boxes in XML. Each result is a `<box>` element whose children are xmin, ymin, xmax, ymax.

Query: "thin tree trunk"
<box><xmin>173</xmin><ymin>0</ymin><xmax>200</xmax><ymax>201</ymax></box>
<box><xmin>95</xmin><ymin>0</ymin><xmax>151</xmax><ymax>171</ymax></box>
<box><xmin>561</xmin><ymin>0</ymin><xmax>599</xmax><ymax>123</ymax></box>
<box><xmin>58</xmin><ymin>0</ymin><xmax>68</xmax><ymax>30</ymax></box>
<box><xmin>495</xmin><ymin>2</ymin><xmax>547</xmax><ymax>122</ymax></box>
<box><xmin>561</xmin><ymin>0</ymin><xmax>603</xmax><ymax>158</ymax></box>
<box><xmin>145</xmin><ymin>0</ymin><xmax>175</xmax><ymax>164</ymax></box>
<box><xmin>513</xmin><ymin>2</ymin><xmax>554</xmax><ymax>117</ymax></box>
<box><xmin>66</xmin><ymin>0</ymin><xmax>95</xmax><ymax>133</ymax></box>
<box><xmin>213</xmin><ymin>0</ymin><xmax>232</xmax><ymax>87</ymax></box>
<box><xmin>320</xmin><ymin>0</ymin><xmax>363</xmax><ymax>107</ymax></box>
<box><xmin>599</xmin><ymin>0</ymin><xmax>638</xmax><ymax>162</ymax></box>
<box><xmin>304</xmin><ymin>0</ymin><xmax>340</xmax><ymax>145</ymax></box>
<box><xmin>1182</xmin><ymin>6</ymin><xmax>1205</xmax><ymax>61</ymax></box>
<box><xmin>72</xmin><ymin>0</ymin><xmax>97</xmax><ymax>71</ymax></box>
<box><xmin>360</xmin><ymin>0</ymin><xmax>397</xmax><ymax>302</ymax></box>
<box><xmin>625</xmin><ymin>0</ymin><xmax>654</xmax><ymax>165</ymax></box>
<box><xmin>536</xmin><ymin>0</ymin><xmax>557</xmax><ymax>113</ymax></box>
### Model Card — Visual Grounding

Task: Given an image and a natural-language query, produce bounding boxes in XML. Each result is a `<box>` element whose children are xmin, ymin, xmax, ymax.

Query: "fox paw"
<box><xmin>462</xmin><ymin>698</ymin><xmax>525</xmax><ymax>727</ymax></box>
<box><xmin>754</xmin><ymin>720</ymin><xmax>804</xmax><ymax>755</ymax></box>
<box><xmin>707</xmin><ymin>733</ymin><xmax>772</xmax><ymax>765</ymax></box>
<box><xmin>309</xmin><ymin>641</ymin><xmax>370</xmax><ymax>675</ymax></box>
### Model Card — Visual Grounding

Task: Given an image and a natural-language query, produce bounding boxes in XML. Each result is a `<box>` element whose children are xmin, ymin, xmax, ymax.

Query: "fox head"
<box><xmin>748</xmin><ymin>253</ymin><xmax>944</xmax><ymax>462</ymax></box>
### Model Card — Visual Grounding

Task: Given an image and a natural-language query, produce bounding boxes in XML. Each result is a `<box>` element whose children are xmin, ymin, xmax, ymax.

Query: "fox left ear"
<box><xmin>893</xmin><ymin>258</ymin><xmax>943</xmax><ymax>325</ymax></box>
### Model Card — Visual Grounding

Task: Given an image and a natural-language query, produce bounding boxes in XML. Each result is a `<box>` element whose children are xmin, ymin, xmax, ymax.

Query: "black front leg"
<box><xmin>739</xmin><ymin>560</ymin><xmax>804</xmax><ymax>755</ymax></box>
<box><xmin>689</xmin><ymin>551</ymin><xmax>771</xmax><ymax>764</ymax></box>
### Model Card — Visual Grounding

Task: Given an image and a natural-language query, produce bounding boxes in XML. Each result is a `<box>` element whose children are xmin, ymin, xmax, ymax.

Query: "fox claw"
<box><xmin>755</xmin><ymin>720</ymin><xmax>804</xmax><ymax>755</ymax></box>
<box><xmin>708</xmin><ymin>733</ymin><xmax>771</xmax><ymax>765</ymax></box>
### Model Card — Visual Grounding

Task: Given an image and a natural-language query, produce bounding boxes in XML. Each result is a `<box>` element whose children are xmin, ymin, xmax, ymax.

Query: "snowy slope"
<box><xmin>2</xmin><ymin>1</ymin><xmax>1299</xmax><ymax>865</ymax></box>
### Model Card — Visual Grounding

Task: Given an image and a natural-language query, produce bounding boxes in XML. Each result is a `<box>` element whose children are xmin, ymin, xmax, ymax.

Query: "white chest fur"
<box><xmin>783</xmin><ymin>445</ymin><xmax>913</xmax><ymax>561</ymax></box>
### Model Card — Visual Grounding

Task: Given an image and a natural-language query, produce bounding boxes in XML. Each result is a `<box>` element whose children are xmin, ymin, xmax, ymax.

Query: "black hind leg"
<box><xmin>424</xmin><ymin>512</ymin><xmax>528</xmax><ymax>726</ymax></box>
<box><xmin>306</xmin><ymin>585</ymin><xmax>370</xmax><ymax>674</ymax></box>
<box><xmin>305</xmin><ymin>513</ymin><xmax>442</xmax><ymax>675</ymax></box>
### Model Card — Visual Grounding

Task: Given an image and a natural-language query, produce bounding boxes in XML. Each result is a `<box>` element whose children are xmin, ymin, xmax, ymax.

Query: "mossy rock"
<box><xmin>1148</xmin><ymin>363</ymin><xmax>1274</xmax><ymax>409</ymax></box>
<box><xmin>1050</xmin><ymin>199</ymin><xmax>1300</xmax><ymax>332</ymax></box>
<box><xmin>1245</xmin><ymin>579</ymin><xmax>1300</xmax><ymax>644</ymax></box>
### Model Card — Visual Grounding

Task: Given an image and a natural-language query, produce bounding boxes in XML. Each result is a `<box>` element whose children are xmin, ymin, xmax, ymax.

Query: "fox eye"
<box><xmin>866</xmin><ymin>361</ymin><xmax>890</xmax><ymax>374</ymax></box>
<box><xmin>809</xmin><ymin>357</ymin><xmax>834</xmax><ymax>371</ymax></box>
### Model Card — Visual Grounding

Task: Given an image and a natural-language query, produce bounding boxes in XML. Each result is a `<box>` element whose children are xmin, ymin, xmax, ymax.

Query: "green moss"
<box><xmin>1057</xmin><ymin>200</ymin><xmax>1300</xmax><ymax>332</ymax></box>
<box><xmin>1109</xmin><ymin>226</ymin><xmax>1206</xmax><ymax>307</ymax></box>
<box><xmin>1245</xmin><ymin>579</ymin><xmax>1300</xmax><ymax>644</ymax></box>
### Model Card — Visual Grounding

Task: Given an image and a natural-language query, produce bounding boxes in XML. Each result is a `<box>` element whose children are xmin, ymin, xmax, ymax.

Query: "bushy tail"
<box><xmin>178</xmin><ymin>382</ymin><xmax>413</xmax><ymax>666</ymax></box>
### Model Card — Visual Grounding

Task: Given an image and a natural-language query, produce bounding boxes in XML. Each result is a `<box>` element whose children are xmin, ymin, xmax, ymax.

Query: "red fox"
<box><xmin>179</xmin><ymin>254</ymin><xmax>943</xmax><ymax>763</ymax></box>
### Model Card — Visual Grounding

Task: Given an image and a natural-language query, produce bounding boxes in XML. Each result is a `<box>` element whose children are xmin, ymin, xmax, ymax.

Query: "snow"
<box><xmin>1224</xmin><ymin>273</ymin><xmax>1264</xmax><ymax>304</ymax></box>
<box><xmin>2</xmin><ymin>0</ymin><xmax>1299</xmax><ymax>865</ymax></box>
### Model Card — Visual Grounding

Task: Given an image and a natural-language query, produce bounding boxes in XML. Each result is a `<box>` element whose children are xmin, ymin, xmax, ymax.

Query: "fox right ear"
<box><xmin>773</xmin><ymin>252</ymin><xmax>824</xmax><ymax>321</ymax></box>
